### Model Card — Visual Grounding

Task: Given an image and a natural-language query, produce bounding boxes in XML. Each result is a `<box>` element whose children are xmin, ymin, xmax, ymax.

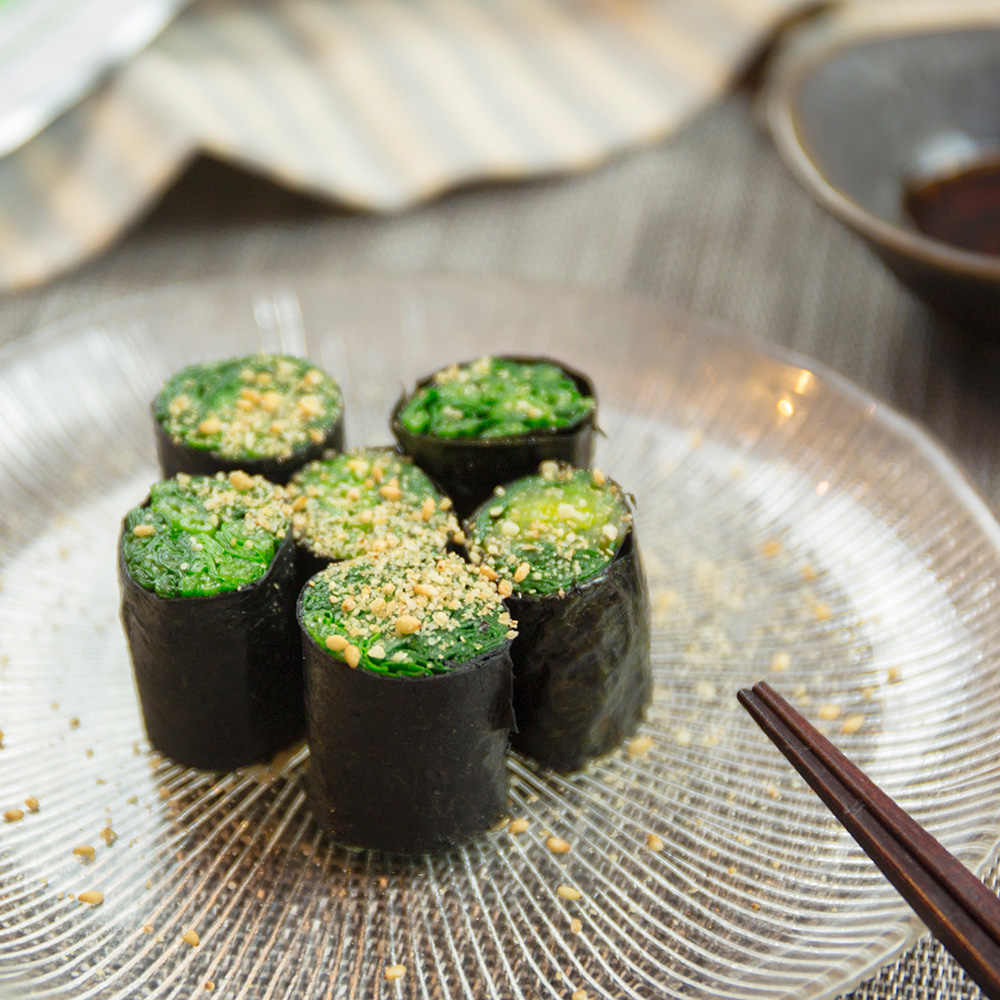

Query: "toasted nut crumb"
<box><xmin>73</xmin><ymin>845</ymin><xmax>96</xmax><ymax>861</ymax></box>
<box><xmin>557</xmin><ymin>885</ymin><xmax>581</xmax><ymax>900</ymax></box>
<box><xmin>591</xmin><ymin>468</ymin><xmax>606</xmax><ymax>486</ymax></box>
<box><xmin>369</xmin><ymin>644</ymin><xmax>386</xmax><ymax>660</ymax></box>
<box><xmin>325</xmin><ymin>635</ymin><xmax>349</xmax><ymax>652</ymax></box>
<box><xmin>394</xmin><ymin>615</ymin><xmax>421</xmax><ymax>636</ymax></box>
<box><xmin>182</xmin><ymin>929</ymin><xmax>200</xmax><ymax>947</ymax></box>
<box><xmin>818</xmin><ymin>703</ymin><xmax>841</xmax><ymax>721</ymax></box>
<box><xmin>384</xmin><ymin>964</ymin><xmax>406</xmax><ymax>982</ymax></box>
<box><xmin>601</xmin><ymin>524</ymin><xmax>618</xmax><ymax>543</ymax></box>
<box><xmin>24</xmin><ymin>797</ymin><xmax>39</xmax><ymax>812</ymax></box>
<box><xmin>628</xmin><ymin>735</ymin><xmax>654</xmax><ymax>757</ymax></box>
<box><xmin>132</xmin><ymin>524</ymin><xmax>156</xmax><ymax>537</ymax></box>
<box><xmin>3</xmin><ymin>809</ymin><xmax>24</xmax><ymax>823</ymax></box>
<box><xmin>344</xmin><ymin>645</ymin><xmax>361</xmax><ymax>669</ymax></box>
<box><xmin>228</xmin><ymin>470</ymin><xmax>255</xmax><ymax>491</ymax></box>
<box><xmin>78</xmin><ymin>891</ymin><xmax>104</xmax><ymax>905</ymax></box>
<box><xmin>570</xmin><ymin>917</ymin><xmax>583</xmax><ymax>934</ymax></box>
<box><xmin>513</xmin><ymin>563</ymin><xmax>530</xmax><ymax>583</ymax></box>
<box><xmin>291</xmin><ymin>495</ymin><xmax>308</xmax><ymax>511</ymax></box>
<box><xmin>546</xmin><ymin>836</ymin><xmax>571</xmax><ymax>854</ymax></box>
<box><xmin>497</xmin><ymin>580</ymin><xmax>513</xmax><ymax>598</ymax></box>
<box><xmin>142</xmin><ymin>924</ymin><xmax>154</xmax><ymax>934</ymax></box>
<box><xmin>646</xmin><ymin>833</ymin><xmax>664</xmax><ymax>852</ymax></box>
<box><xmin>198</xmin><ymin>417</ymin><xmax>221</xmax><ymax>435</ymax></box>
<box><xmin>507</xmin><ymin>818</ymin><xmax>529</xmax><ymax>835</ymax></box>
<box><xmin>841</xmin><ymin>714</ymin><xmax>865</xmax><ymax>735</ymax></box>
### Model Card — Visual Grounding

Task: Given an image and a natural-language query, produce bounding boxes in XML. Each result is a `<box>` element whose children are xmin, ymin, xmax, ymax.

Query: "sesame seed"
<box><xmin>73</xmin><ymin>845</ymin><xmax>96</xmax><ymax>862</ymax></box>
<box><xmin>770</xmin><ymin>651</ymin><xmax>791</xmax><ymax>672</ymax></box>
<box><xmin>132</xmin><ymin>524</ymin><xmax>156</xmax><ymax>537</ymax></box>
<box><xmin>420</xmin><ymin>497</ymin><xmax>436</xmax><ymax>521</ymax></box>
<box><xmin>480</xmin><ymin>565</ymin><xmax>498</xmax><ymax>581</ymax></box>
<box><xmin>3</xmin><ymin>809</ymin><xmax>24</xmax><ymax>823</ymax></box>
<box><xmin>228</xmin><ymin>470</ymin><xmax>254</xmax><ymax>492</ymax></box>
<box><xmin>325</xmin><ymin>635</ymin><xmax>349</xmax><ymax>652</ymax></box>
<box><xmin>344</xmin><ymin>645</ymin><xmax>361</xmax><ymax>669</ymax></box>
<box><xmin>507</xmin><ymin>818</ymin><xmax>529</xmax><ymax>835</ymax></box>
<box><xmin>841</xmin><ymin>714</ymin><xmax>865</xmax><ymax>735</ymax></box>
<box><xmin>291</xmin><ymin>495</ymin><xmax>308</xmax><ymax>511</ymax></box>
<box><xmin>646</xmin><ymin>833</ymin><xmax>664</xmax><ymax>852</ymax></box>
<box><xmin>384</xmin><ymin>964</ymin><xmax>406</xmax><ymax>982</ymax></box>
<box><xmin>394</xmin><ymin>615</ymin><xmax>421</xmax><ymax>636</ymax></box>
<box><xmin>818</xmin><ymin>703</ymin><xmax>841</xmax><ymax>721</ymax></box>
<box><xmin>497</xmin><ymin>580</ymin><xmax>513</xmax><ymax>598</ymax></box>
<box><xmin>78</xmin><ymin>891</ymin><xmax>104</xmax><ymax>905</ymax></box>
<box><xmin>557</xmin><ymin>885</ymin><xmax>581</xmax><ymax>900</ymax></box>
<box><xmin>198</xmin><ymin>417</ymin><xmax>221</xmax><ymax>435</ymax></box>
<box><xmin>513</xmin><ymin>563</ymin><xmax>530</xmax><ymax>583</ymax></box>
<box><xmin>627</xmin><ymin>735</ymin><xmax>654</xmax><ymax>757</ymax></box>
<box><xmin>546</xmin><ymin>836</ymin><xmax>571</xmax><ymax>854</ymax></box>
<box><xmin>379</xmin><ymin>484</ymin><xmax>403</xmax><ymax>502</ymax></box>
<box><xmin>24</xmin><ymin>797</ymin><xmax>38</xmax><ymax>812</ymax></box>
<box><xmin>571</xmin><ymin>990</ymin><xmax>588</xmax><ymax>1000</ymax></box>
<box><xmin>261</xmin><ymin>391</ymin><xmax>283</xmax><ymax>412</ymax></box>
<box><xmin>182</xmin><ymin>929</ymin><xmax>200</xmax><ymax>947</ymax></box>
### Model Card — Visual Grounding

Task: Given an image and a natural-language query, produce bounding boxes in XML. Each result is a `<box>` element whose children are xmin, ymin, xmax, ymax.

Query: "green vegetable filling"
<box><xmin>122</xmin><ymin>472</ymin><xmax>290</xmax><ymax>598</ymax></box>
<box><xmin>290</xmin><ymin>449</ymin><xmax>459</xmax><ymax>560</ymax></box>
<box><xmin>300</xmin><ymin>551</ymin><xmax>515</xmax><ymax>677</ymax></box>
<box><xmin>398</xmin><ymin>356</ymin><xmax>594</xmax><ymax>439</ymax></box>
<box><xmin>471</xmin><ymin>463</ymin><xmax>630</xmax><ymax>596</ymax></box>
<box><xmin>154</xmin><ymin>354</ymin><xmax>343</xmax><ymax>460</ymax></box>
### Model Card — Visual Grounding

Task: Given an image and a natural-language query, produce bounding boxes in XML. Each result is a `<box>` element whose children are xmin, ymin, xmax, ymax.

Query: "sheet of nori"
<box><xmin>153</xmin><ymin>408</ymin><xmax>345</xmax><ymax>486</ymax></box>
<box><xmin>503</xmin><ymin>526</ymin><xmax>651</xmax><ymax>772</ymax></box>
<box><xmin>119</xmin><ymin>526</ymin><xmax>305</xmax><ymax>771</ymax></box>
<box><xmin>389</xmin><ymin>356</ymin><xmax>596</xmax><ymax>520</ymax></box>
<box><xmin>301</xmin><ymin>622</ymin><xmax>515</xmax><ymax>853</ymax></box>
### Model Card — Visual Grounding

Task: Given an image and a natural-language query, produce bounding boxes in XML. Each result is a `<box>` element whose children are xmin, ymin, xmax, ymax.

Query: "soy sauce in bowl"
<box><xmin>905</xmin><ymin>159</ymin><xmax>1000</xmax><ymax>258</ymax></box>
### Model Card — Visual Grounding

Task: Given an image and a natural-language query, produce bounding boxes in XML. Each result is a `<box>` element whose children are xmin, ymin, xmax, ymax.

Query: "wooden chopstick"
<box><xmin>738</xmin><ymin>680</ymin><xmax>1000</xmax><ymax>1000</ymax></box>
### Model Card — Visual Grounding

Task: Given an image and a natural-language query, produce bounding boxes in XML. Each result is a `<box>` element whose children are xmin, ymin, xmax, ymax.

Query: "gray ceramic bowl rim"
<box><xmin>765</xmin><ymin>4</ymin><xmax>1000</xmax><ymax>284</ymax></box>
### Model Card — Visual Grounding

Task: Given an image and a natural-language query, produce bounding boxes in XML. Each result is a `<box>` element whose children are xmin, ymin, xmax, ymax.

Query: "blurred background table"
<box><xmin>0</xmin><ymin>89</ymin><xmax>993</xmax><ymax>999</ymax></box>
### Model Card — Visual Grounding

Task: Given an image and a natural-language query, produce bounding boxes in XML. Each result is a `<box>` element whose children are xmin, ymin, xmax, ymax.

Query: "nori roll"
<box><xmin>119</xmin><ymin>471</ymin><xmax>303</xmax><ymax>770</ymax></box>
<box><xmin>390</xmin><ymin>356</ymin><xmax>597</xmax><ymax>518</ymax></box>
<box><xmin>286</xmin><ymin>447</ymin><xmax>463</xmax><ymax>585</ymax></box>
<box><xmin>299</xmin><ymin>550</ymin><xmax>516</xmax><ymax>853</ymax></box>
<box><xmin>469</xmin><ymin>462</ymin><xmax>651</xmax><ymax>771</ymax></box>
<box><xmin>153</xmin><ymin>354</ymin><xmax>345</xmax><ymax>484</ymax></box>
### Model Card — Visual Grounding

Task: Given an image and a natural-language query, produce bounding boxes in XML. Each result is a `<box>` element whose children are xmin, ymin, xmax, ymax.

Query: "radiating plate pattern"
<box><xmin>1</xmin><ymin>275</ymin><xmax>1000</xmax><ymax>1000</ymax></box>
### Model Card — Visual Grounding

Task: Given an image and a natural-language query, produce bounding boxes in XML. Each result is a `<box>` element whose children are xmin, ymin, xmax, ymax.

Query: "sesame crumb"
<box><xmin>182</xmin><ymin>929</ymin><xmax>200</xmax><ymax>947</ymax></box>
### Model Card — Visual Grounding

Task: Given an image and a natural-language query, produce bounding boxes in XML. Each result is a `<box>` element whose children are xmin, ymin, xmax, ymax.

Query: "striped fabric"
<box><xmin>0</xmin><ymin>0</ymin><xmax>809</xmax><ymax>290</ymax></box>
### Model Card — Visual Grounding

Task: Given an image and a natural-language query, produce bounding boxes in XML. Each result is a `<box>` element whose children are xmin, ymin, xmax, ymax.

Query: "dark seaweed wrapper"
<box><xmin>153</xmin><ymin>407</ymin><xmax>345</xmax><ymax>486</ymax></box>
<box><xmin>301</xmin><ymin>618</ymin><xmax>515</xmax><ymax>853</ymax></box>
<box><xmin>390</xmin><ymin>357</ymin><xmax>596</xmax><ymax>520</ymax></box>
<box><xmin>504</xmin><ymin>525</ymin><xmax>651</xmax><ymax>772</ymax></box>
<box><xmin>119</xmin><ymin>526</ymin><xmax>305</xmax><ymax>771</ymax></box>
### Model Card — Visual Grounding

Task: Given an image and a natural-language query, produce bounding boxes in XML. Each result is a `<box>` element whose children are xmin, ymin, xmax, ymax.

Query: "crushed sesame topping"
<box><xmin>154</xmin><ymin>355</ymin><xmax>342</xmax><ymax>460</ymax></box>
<box><xmin>122</xmin><ymin>472</ymin><xmax>289</xmax><ymax>598</ymax></box>
<box><xmin>288</xmin><ymin>449</ymin><xmax>460</xmax><ymax>562</ymax></box>
<box><xmin>398</xmin><ymin>356</ymin><xmax>594</xmax><ymax>439</ymax></box>
<box><xmin>300</xmin><ymin>550</ymin><xmax>515</xmax><ymax>677</ymax></box>
<box><xmin>471</xmin><ymin>464</ymin><xmax>631</xmax><ymax>596</ymax></box>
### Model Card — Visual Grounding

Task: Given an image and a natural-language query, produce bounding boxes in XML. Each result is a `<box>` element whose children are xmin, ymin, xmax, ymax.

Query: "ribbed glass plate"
<box><xmin>2</xmin><ymin>274</ymin><xmax>1000</xmax><ymax>1000</ymax></box>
